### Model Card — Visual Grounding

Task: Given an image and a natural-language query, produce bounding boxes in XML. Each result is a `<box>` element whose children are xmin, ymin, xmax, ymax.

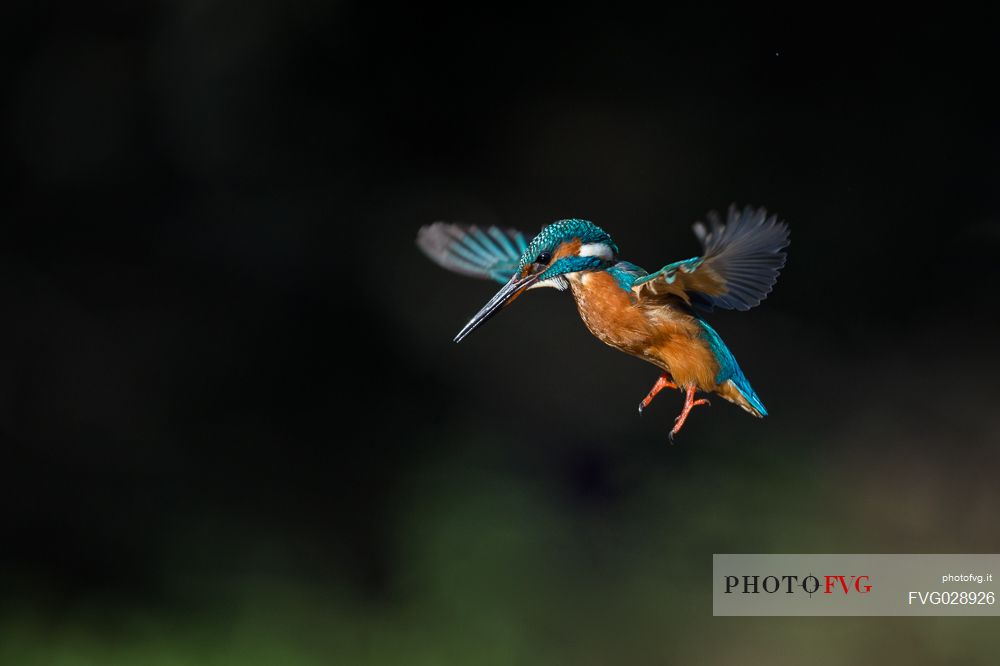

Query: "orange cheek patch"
<box><xmin>552</xmin><ymin>238</ymin><xmax>582</xmax><ymax>261</ymax></box>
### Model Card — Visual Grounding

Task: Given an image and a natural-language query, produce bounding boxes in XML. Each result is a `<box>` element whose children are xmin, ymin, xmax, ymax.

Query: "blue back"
<box><xmin>604</xmin><ymin>261</ymin><xmax>648</xmax><ymax>291</ymax></box>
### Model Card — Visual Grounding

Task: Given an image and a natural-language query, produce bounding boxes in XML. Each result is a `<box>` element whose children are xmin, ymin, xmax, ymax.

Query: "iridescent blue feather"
<box><xmin>605</xmin><ymin>261</ymin><xmax>648</xmax><ymax>291</ymax></box>
<box><xmin>696</xmin><ymin>319</ymin><xmax>767</xmax><ymax>416</ymax></box>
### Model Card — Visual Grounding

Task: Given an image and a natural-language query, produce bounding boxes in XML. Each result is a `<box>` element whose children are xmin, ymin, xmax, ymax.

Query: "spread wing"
<box><xmin>632</xmin><ymin>205</ymin><xmax>789</xmax><ymax>311</ymax></box>
<box><xmin>417</xmin><ymin>222</ymin><xmax>531</xmax><ymax>284</ymax></box>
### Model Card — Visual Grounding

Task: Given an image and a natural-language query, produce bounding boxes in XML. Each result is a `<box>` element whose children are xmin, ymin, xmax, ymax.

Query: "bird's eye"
<box><xmin>536</xmin><ymin>251</ymin><xmax>552</xmax><ymax>265</ymax></box>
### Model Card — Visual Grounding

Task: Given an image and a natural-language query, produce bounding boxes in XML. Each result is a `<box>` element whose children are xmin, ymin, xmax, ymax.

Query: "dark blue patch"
<box><xmin>540</xmin><ymin>255</ymin><xmax>603</xmax><ymax>281</ymax></box>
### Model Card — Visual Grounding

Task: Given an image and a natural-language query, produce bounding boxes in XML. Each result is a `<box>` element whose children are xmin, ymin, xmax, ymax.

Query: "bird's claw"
<box><xmin>638</xmin><ymin>373</ymin><xmax>677</xmax><ymax>416</ymax></box>
<box><xmin>668</xmin><ymin>392</ymin><xmax>711</xmax><ymax>442</ymax></box>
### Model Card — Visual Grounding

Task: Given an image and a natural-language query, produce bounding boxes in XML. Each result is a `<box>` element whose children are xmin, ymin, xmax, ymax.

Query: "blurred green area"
<box><xmin>4</xmin><ymin>409</ymin><xmax>999</xmax><ymax>665</ymax></box>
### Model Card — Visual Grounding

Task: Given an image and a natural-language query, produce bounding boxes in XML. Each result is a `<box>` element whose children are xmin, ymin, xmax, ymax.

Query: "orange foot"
<box><xmin>669</xmin><ymin>385</ymin><xmax>710</xmax><ymax>442</ymax></box>
<box><xmin>638</xmin><ymin>372</ymin><xmax>677</xmax><ymax>414</ymax></box>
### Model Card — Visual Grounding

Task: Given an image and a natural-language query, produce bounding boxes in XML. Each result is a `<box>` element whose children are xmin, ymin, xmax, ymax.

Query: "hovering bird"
<box><xmin>417</xmin><ymin>206</ymin><xmax>789</xmax><ymax>440</ymax></box>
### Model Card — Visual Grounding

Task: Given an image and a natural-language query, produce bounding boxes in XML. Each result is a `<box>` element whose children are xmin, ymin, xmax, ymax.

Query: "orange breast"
<box><xmin>568</xmin><ymin>271</ymin><xmax>650</xmax><ymax>354</ymax></box>
<box><xmin>568</xmin><ymin>270</ymin><xmax>721</xmax><ymax>390</ymax></box>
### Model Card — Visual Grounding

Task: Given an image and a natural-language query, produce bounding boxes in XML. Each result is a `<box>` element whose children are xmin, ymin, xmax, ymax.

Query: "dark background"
<box><xmin>2</xmin><ymin>3</ymin><xmax>999</xmax><ymax>663</ymax></box>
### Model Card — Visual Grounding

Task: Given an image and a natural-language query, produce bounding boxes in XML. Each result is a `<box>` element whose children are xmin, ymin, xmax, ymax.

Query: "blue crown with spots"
<box><xmin>518</xmin><ymin>219</ymin><xmax>617</xmax><ymax>270</ymax></box>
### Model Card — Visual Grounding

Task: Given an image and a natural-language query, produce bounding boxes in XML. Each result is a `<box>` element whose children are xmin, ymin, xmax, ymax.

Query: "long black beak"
<box><xmin>453</xmin><ymin>272</ymin><xmax>540</xmax><ymax>342</ymax></box>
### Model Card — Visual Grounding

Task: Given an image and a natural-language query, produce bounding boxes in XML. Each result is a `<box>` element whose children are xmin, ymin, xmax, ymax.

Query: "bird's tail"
<box><xmin>697</xmin><ymin>319</ymin><xmax>768</xmax><ymax>417</ymax></box>
<box><xmin>718</xmin><ymin>378</ymin><xmax>767</xmax><ymax>418</ymax></box>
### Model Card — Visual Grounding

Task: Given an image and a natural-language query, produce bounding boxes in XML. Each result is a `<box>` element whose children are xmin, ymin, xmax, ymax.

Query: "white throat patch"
<box><xmin>528</xmin><ymin>275</ymin><xmax>569</xmax><ymax>291</ymax></box>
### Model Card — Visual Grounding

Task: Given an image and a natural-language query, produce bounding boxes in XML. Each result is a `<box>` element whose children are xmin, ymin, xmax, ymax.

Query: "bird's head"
<box><xmin>454</xmin><ymin>219</ymin><xmax>618</xmax><ymax>342</ymax></box>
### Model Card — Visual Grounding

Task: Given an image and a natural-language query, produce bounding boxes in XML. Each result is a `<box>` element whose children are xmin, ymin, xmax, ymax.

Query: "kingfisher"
<box><xmin>416</xmin><ymin>206</ymin><xmax>789</xmax><ymax>440</ymax></box>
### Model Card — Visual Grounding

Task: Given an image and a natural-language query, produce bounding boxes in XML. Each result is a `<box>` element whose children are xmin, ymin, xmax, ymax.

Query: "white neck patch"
<box><xmin>578</xmin><ymin>242</ymin><xmax>613</xmax><ymax>261</ymax></box>
<box><xmin>528</xmin><ymin>275</ymin><xmax>569</xmax><ymax>291</ymax></box>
